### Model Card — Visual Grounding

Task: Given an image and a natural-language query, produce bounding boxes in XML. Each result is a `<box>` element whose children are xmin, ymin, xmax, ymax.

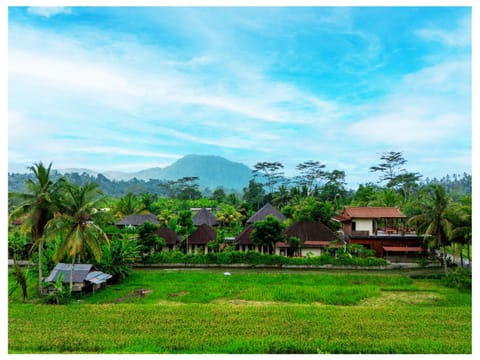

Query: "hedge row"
<box><xmin>143</xmin><ymin>251</ymin><xmax>387</xmax><ymax>267</ymax></box>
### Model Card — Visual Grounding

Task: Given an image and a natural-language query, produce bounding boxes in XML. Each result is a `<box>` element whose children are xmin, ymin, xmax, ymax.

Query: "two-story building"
<box><xmin>334</xmin><ymin>207</ymin><xmax>426</xmax><ymax>260</ymax></box>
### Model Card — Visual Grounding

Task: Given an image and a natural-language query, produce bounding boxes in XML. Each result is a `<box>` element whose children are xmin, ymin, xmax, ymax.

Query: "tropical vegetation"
<box><xmin>8</xmin><ymin>151</ymin><xmax>471</xmax><ymax>301</ymax></box>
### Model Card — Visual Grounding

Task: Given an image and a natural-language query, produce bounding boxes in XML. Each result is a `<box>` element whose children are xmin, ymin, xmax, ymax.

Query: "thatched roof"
<box><xmin>116</xmin><ymin>213</ymin><xmax>160</xmax><ymax>226</ymax></box>
<box><xmin>187</xmin><ymin>224</ymin><xmax>217</xmax><ymax>245</ymax></box>
<box><xmin>235</xmin><ymin>225</ymin><xmax>254</xmax><ymax>245</ymax></box>
<box><xmin>284</xmin><ymin>221</ymin><xmax>338</xmax><ymax>243</ymax></box>
<box><xmin>193</xmin><ymin>208</ymin><xmax>219</xmax><ymax>227</ymax></box>
<box><xmin>156</xmin><ymin>227</ymin><xmax>182</xmax><ymax>245</ymax></box>
<box><xmin>247</xmin><ymin>203</ymin><xmax>286</xmax><ymax>224</ymax></box>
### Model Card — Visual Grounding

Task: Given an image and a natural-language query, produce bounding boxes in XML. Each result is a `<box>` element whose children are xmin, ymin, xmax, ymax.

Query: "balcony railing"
<box><xmin>350</xmin><ymin>228</ymin><xmax>418</xmax><ymax>237</ymax></box>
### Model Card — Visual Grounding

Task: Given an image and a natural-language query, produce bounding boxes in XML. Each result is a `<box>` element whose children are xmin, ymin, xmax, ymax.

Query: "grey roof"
<box><xmin>193</xmin><ymin>208</ymin><xmax>219</xmax><ymax>226</ymax></box>
<box><xmin>85</xmin><ymin>271</ymin><xmax>112</xmax><ymax>285</ymax></box>
<box><xmin>43</xmin><ymin>263</ymin><xmax>111</xmax><ymax>285</ymax></box>
<box><xmin>247</xmin><ymin>203</ymin><xmax>286</xmax><ymax>224</ymax></box>
<box><xmin>116</xmin><ymin>213</ymin><xmax>160</xmax><ymax>226</ymax></box>
<box><xmin>44</xmin><ymin>263</ymin><xmax>93</xmax><ymax>283</ymax></box>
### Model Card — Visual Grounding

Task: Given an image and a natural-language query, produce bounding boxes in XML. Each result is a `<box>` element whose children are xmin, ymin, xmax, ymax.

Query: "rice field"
<box><xmin>8</xmin><ymin>269</ymin><xmax>472</xmax><ymax>354</ymax></box>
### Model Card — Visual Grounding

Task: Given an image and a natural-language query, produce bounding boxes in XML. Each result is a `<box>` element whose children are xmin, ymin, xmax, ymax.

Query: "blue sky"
<box><xmin>7</xmin><ymin>5</ymin><xmax>472</xmax><ymax>187</ymax></box>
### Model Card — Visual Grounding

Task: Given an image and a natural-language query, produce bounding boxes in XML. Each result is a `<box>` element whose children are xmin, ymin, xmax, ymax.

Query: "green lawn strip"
<box><xmin>8</xmin><ymin>303</ymin><xmax>471</xmax><ymax>354</ymax></box>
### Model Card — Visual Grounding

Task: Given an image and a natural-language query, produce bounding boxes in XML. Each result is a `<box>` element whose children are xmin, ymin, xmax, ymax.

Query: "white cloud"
<box><xmin>27</xmin><ymin>7</ymin><xmax>72</xmax><ymax>18</ymax></box>
<box><xmin>415</xmin><ymin>15</ymin><xmax>471</xmax><ymax>48</ymax></box>
<box><xmin>347</xmin><ymin>58</ymin><xmax>471</xmax><ymax>147</ymax></box>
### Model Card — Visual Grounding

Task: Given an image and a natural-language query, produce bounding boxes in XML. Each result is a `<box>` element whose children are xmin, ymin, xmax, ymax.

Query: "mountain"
<box><xmin>132</xmin><ymin>154</ymin><xmax>253</xmax><ymax>190</ymax></box>
<box><xmin>9</xmin><ymin>155</ymin><xmax>254</xmax><ymax>191</ymax></box>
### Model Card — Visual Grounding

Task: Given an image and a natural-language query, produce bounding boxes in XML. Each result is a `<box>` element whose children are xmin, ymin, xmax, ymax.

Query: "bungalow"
<box><xmin>247</xmin><ymin>203</ymin><xmax>286</xmax><ymax>224</ymax></box>
<box><xmin>186</xmin><ymin>224</ymin><xmax>217</xmax><ymax>254</ymax></box>
<box><xmin>193</xmin><ymin>208</ymin><xmax>219</xmax><ymax>227</ymax></box>
<box><xmin>116</xmin><ymin>213</ymin><xmax>160</xmax><ymax>228</ymax></box>
<box><xmin>279</xmin><ymin>221</ymin><xmax>343</xmax><ymax>257</ymax></box>
<box><xmin>334</xmin><ymin>207</ymin><xmax>426</xmax><ymax>260</ymax></box>
<box><xmin>236</xmin><ymin>203</ymin><xmax>286</xmax><ymax>253</ymax></box>
<box><xmin>156</xmin><ymin>227</ymin><xmax>182</xmax><ymax>252</ymax></box>
<box><xmin>42</xmin><ymin>263</ymin><xmax>112</xmax><ymax>294</ymax></box>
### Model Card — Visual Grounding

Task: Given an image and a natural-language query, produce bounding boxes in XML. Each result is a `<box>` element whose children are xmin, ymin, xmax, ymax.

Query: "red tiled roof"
<box><xmin>382</xmin><ymin>246</ymin><xmax>425</xmax><ymax>252</ymax></box>
<box><xmin>342</xmin><ymin>207</ymin><xmax>405</xmax><ymax>220</ymax></box>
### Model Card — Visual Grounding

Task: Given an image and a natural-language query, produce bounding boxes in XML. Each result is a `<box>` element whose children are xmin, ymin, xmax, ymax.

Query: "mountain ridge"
<box><xmin>9</xmin><ymin>154</ymin><xmax>254</xmax><ymax>191</ymax></box>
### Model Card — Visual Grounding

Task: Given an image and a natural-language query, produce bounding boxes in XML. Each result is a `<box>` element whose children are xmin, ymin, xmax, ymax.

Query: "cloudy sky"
<box><xmin>7</xmin><ymin>5</ymin><xmax>472</xmax><ymax>187</ymax></box>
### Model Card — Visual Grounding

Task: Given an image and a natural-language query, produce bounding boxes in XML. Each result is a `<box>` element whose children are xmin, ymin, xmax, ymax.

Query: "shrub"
<box><xmin>444</xmin><ymin>268</ymin><xmax>471</xmax><ymax>291</ymax></box>
<box><xmin>143</xmin><ymin>251</ymin><xmax>387</xmax><ymax>267</ymax></box>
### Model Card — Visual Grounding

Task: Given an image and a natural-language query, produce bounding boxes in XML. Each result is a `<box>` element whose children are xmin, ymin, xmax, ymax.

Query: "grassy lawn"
<box><xmin>8</xmin><ymin>269</ymin><xmax>471</xmax><ymax>354</ymax></box>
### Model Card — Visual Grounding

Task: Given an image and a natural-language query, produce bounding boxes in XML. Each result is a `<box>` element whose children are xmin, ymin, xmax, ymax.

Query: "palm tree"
<box><xmin>114</xmin><ymin>192</ymin><xmax>145</xmax><ymax>217</ymax></box>
<box><xmin>45</xmin><ymin>182</ymin><xmax>109</xmax><ymax>292</ymax></box>
<box><xmin>408</xmin><ymin>184</ymin><xmax>451</xmax><ymax>274</ymax></box>
<box><xmin>9</xmin><ymin>162</ymin><xmax>59</xmax><ymax>294</ymax></box>
<box><xmin>445</xmin><ymin>196</ymin><xmax>472</xmax><ymax>269</ymax></box>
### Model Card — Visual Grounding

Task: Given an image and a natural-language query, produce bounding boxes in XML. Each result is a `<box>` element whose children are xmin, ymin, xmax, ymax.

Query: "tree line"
<box><xmin>8</xmin><ymin>151</ymin><xmax>472</xmax><ymax>302</ymax></box>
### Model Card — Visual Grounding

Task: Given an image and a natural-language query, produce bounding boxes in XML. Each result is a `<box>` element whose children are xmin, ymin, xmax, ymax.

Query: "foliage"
<box><xmin>294</xmin><ymin>160</ymin><xmax>327</xmax><ymax>195</ymax></box>
<box><xmin>8</xmin><ymin>231</ymin><xmax>31</xmax><ymax>260</ymax></box>
<box><xmin>137</xmin><ymin>221</ymin><xmax>163</xmax><ymax>255</ymax></box>
<box><xmin>45</xmin><ymin>182</ymin><xmax>110</xmax><ymax>291</ymax></box>
<box><xmin>251</xmin><ymin>215</ymin><xmax>285</xmax><ymax>254</ymax></box>
<box><xmin>144</xmin><ymin>250</ymin><xmax>386</xmax><ymax>267</ymax></box>
<box><xmin>443</xmin><ymin>268</ymin><xmax>471</xmax><ymax>291</ymax></box>
<box><xmin>252</xmin><ymin>161</ymin><xmax>285</xmax><ymax>195</ymax></box>
<box><xmin>41</xmin><ymin>273</ymin><xmax>72</xmax><ymax>305</ymax></box>
<box><xmin>242</xmin><ymin>179</ymin><xmax>266</xmax><ymax>211</ymax></box>
<box><xmin>9</xmin><ymin>161</ymin><xmax>61</xmax><ymax>294</ymax></box>
<box><xmin>114</xmin><ymin>192</ymin><xmax>145</xmax><ymax>217</ymax></box>
<box><xmin>9</xmin><ymin>262</ymin><xmax>31</xmax><ymax>303</ymax></box>
<box><xmin>99</xmin><ymin>235</ymin><xmax>141</xmax><ymax>282</ymax></box>
<box><xmin>408</xmin><ymin>184</ymin><xmax>451</xmax><ymax>273</ymax></box>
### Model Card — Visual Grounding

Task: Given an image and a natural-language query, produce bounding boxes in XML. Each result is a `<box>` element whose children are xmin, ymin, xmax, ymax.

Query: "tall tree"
<box><xmin>242</xmin><ymin>179</ymin><xmax>266</xmax><ymax>211</ymax></box>
<box><xmin>295</xmin><ymin>160</ymin><xmax>327</xmax><ymax>195</ymax></box>
<box><xmin>9</xmin><ymin>162</ymin><xmax>60</xmax><ymax>294</ymax></box>
<box><xmin>445</xmin><ymin>195</ymin><xmax>472</xmax><ymax>268</ymax></box>
<box><xmin>176</xmin><ymin>210</ymin><xmax>195</xmax><ymax>253</ymax></box>
<box><xmin>369</xmin><ymin>151</ymin><xmax>407</xmax><ymax>188</ymax></box>
<box><xmin>251</xmin><ymin>215</ymin><xmax>285</xmax><ymax>254</ymax></box>
<box><xmin>408</xmin><ymin>184</ymin><xmax>451</xmax><ymax>274</ymax></box>
<box><xmin>252</xmin><ymin>162</ymin><xmax>284</xmax><ymax>195</ymax></box>
<box><xmin>115</xmin><ymin>192</ymin><xmax>145</xmax><ymax>217</ymax></box>
<box><xmin>45</xmin><ymin>182</ymin><xmax>109</xmax><ymax>292</ymax></box>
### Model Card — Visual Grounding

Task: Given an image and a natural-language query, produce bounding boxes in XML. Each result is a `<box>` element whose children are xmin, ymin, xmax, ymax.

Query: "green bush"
<box><xmin>444</xmin><ymin>268</ymin><xmax>471</xmax><ymax>291</ymax></box>
<box><xmin>144</xmin><ymin>251</ymin><xmax>386</xmax><ymax>267</ymax></box>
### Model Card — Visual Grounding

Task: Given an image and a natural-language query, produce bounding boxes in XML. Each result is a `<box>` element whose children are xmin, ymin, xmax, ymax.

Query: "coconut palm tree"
<box><xmin>9</xmin><ymin>162</ymin><xmax>59</xmax><ymax>294</ymax></box>
<box><xmin>45</xmin><ymin>182</ymin><xmax>109</xmax><ymax>292</ymax></box>
<box><xmin>445</xmin><ymin>195</ymin><xmax>472</xmax><ymax>269</ymax></box>
<box><xmin>408</xmin><ymin>184</ymin><xmax>451</xmax><ymax>274</ymax></box>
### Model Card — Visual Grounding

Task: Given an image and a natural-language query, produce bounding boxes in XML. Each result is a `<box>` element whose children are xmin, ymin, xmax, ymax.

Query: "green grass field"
<box><xmin>8</xmin><ymin>269</ymin><xmax>471</xmax><ymax>354</ymax></box>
